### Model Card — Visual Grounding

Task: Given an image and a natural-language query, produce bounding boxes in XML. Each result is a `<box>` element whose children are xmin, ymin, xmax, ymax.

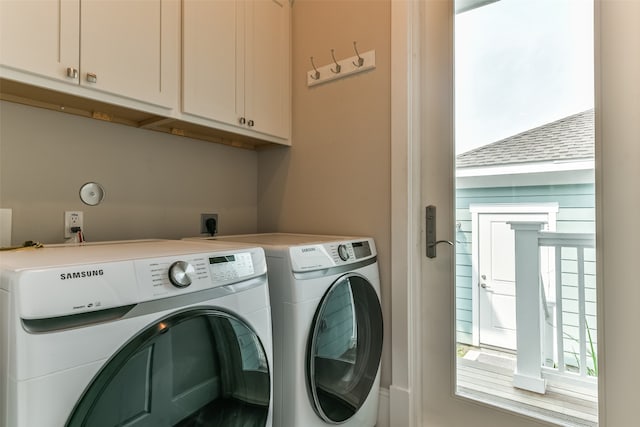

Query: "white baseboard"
<box><xmin>388</xmin><ymin>385</ymin><xmax>411</xmax><ymax>427</ymax></box>
<box><xmin>376</xmin><ymin>387</ymin><xmax>390</xmax><ymax>427</ymax></box>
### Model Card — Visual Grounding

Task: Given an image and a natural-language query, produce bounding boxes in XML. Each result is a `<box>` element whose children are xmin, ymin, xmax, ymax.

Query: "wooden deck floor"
<box><xmin>457</xmin><ymin>349</ymin><xmax>598</xmax><ymax>426</ymax></box>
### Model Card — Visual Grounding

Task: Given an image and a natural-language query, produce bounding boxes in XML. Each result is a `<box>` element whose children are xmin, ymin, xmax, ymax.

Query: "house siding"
<box><xmin>455</xmin><ymin>183</ymin><xmax>596</xmax><ymax>346</ymax></box>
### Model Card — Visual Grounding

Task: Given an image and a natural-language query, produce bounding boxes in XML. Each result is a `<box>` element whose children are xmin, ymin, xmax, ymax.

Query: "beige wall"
<box><xmin>0</xmin><ymin>101</ymin><xmax>258</xmax><ymax>245</ymax></box>
<box><xmin>257</xmin><ymin>0</ymin><xmax>392</xmax><ymax>388</ymax></box>
<box><xmin>598</xmin><ymin>0</ymin><xmax>640</xmax><ymax>424</ymax></box>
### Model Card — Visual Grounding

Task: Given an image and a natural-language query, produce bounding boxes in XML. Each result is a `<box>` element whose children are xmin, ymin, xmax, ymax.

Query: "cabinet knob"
<box><xmin>247</xmin><ymin>119</ymin><xmax>254</xmax><ymax>127</ymax></box>
<box><xmin>239</xmin><ymin>117</ymin><xmax>246</xmax><ymax>125</ymax></box>
<box><xmin>66</xmin><ymin>67</ymin><xmax>78</xmax><ymax>79</ymax></box>
<box><xmin>86</xmin><ymin>73</ymin><xmax>97</xmax><ymax>83</ymax></box>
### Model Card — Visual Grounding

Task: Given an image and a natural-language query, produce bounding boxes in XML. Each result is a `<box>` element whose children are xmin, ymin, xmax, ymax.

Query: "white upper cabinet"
<box><xmin>80</xmin><ymin>0</ymin><xmax>179</xmax><ymax>107</ymax></box>
<box><xmin>182</xmin><ymin>0</ymin><xmax>242</xmax><ymax>128</ymax></box>
<box><xmin>245</xmin><ymin>0</ymin><xmax>290</xmax><ymax>139</ymax></box>
<box><xmin>0</xmin><ymin>0</ymin><xmax>80</xmax><ymax>82</ymax></box>
<box><xmin>183</xmin><ymin>0</ymin><xmax>290</xmax><ymax>140</ymax></box>
<box><xmin>0</xmin><ymin>0</ymin><xmax>179</xmax><ymax>109</ymax></box>
<box><xmin>0</xmin><ymin>0</ymin><xmax>289</xmax><ymax>147</ymax></box>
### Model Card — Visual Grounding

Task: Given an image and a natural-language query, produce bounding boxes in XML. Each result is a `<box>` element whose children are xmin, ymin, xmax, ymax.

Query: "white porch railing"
<box><xmin>510</xmin><ymin>221</ymin><xmax>596</xmax><ymax>394</ymax></box>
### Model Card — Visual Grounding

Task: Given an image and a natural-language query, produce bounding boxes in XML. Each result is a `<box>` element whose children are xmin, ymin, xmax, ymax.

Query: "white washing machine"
<box><xmin>190</xmin><ymin>233</ymin><xmax>383</xmax><ymax>427</ymax></box>
<box><xmin>0</xmin><ymin>239</ymin><xmax>273</xmax><ymax>427</ymax></box>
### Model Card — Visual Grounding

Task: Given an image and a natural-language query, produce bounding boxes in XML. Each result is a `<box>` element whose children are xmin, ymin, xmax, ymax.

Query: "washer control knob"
<box><xmin>337</xmin><ymin>244</ymin><xmax>350</xmax><ymax>261</ymax></box>
<box><xmin>168</xmin><ymin>261</ymin><xmax>195</xmax><ymax>288</ymax></box>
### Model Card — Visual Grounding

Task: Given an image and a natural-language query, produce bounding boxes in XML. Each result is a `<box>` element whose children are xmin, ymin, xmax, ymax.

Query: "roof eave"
<box><xmin>456</xmin><ymin>160</ymin><xmax>595</xmax><ymax>189</ymax></box>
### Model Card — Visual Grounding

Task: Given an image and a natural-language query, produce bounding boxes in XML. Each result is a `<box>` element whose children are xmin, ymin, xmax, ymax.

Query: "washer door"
<box><xmin>307</xmin><ymin>273</ymin><xmax>384</xmax><ymax>423</ymax></box>
<box><xmin>66</xmin><ymin>308</ymin><xmax>270</xmax><ymax>427</ymax></box>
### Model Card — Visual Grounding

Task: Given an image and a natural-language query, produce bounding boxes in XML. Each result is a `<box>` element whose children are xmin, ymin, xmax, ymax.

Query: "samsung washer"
<box><xmin>0</xmin><ymin>239</ymin><xmax>273</xmax><ymax>427</ymax></box>
<box><xmin>189</xmin><ymin>233</ymin><xmax>383</xmax><ymax>427</ymax></box>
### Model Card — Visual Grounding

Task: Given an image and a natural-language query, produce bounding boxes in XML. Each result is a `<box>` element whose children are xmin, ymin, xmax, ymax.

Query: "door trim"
<box><xmin>389</xmin><ymin>1</ymin><xmax>422</xmax><ymax>426</ymax></box>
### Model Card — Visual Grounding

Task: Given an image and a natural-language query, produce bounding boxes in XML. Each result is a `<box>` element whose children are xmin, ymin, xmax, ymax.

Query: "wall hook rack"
<box><xmin>307</xmin><ymin>47</ymin><xmax>376</xmax><ymax>87</ymax></box>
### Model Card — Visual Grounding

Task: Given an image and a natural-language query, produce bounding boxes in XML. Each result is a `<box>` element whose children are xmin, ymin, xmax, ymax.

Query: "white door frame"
<box><xmin>469</xmin><ymin>203</ymin><xmax>559</xmax><ymax>347</ymax></box>
<box><xmin>390</xmin><ymin>0</ymin><xmax>640</xmax><ymax>426</ymax></box>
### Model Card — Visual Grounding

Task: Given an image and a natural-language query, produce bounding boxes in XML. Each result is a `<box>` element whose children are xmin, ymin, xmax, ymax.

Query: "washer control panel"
<box><xmin>290</xmin><ymin>239</ymin><xmax>375</xmax><ymax>272</ymax></box>
<box><xmin>138</xmin><ymin>251</ymin><xmax>256</xmax><ymax>298</ymax></box>
<box><xmin>10</xmin><ymin>242</ymin><xmax>267</xmax><ymax>320</ymax></box>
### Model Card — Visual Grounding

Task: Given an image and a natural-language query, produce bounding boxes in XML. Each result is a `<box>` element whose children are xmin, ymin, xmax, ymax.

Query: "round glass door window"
<box><xmin>307</xmin><ymin>273</ymin><xmax>384</xmax><ymax>423</ymax></box>
<box><xmin>66</xmin><ymin>309</ymin><xmax>270</xmax><ymax>427</ymax></box>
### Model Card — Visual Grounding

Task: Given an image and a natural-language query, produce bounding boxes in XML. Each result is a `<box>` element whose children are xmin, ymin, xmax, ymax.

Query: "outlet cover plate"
<box><xmin>64</xmin><ymin>211</ymin><xmax>84</xmax><ymax>238</ymax></box>
<box><xmin>200</xmin><ymin>213</ymin><xmax>218</xmax><ymax>235</ymax></box>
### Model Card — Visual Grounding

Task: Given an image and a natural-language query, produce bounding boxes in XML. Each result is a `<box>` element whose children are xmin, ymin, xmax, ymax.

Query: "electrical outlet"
<box><xmin>200</xmin><ymin>213</ymin><xmax>218</xmax><ymax>235</ymax></box>
<box><xmin>64</xmin><ymin>211</ymin><xmax>84</xmax><ymax>238</ymax></box>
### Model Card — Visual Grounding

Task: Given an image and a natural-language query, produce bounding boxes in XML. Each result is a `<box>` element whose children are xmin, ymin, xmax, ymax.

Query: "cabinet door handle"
<box><xmin>247</xmin><ymin>120</ymin><xmax>254</xmax><ymax>127</ymax></box>
<box><xmin>239</xmin><ymin>117</ymin><xmax>246</xmax><ymax>125</ymax></box>
<box><xmin>86</xmin><ymin>73</ymin><xmax>97</xmax><ymax>83</ymax></box>
<box><xmin>66</xmin><ymin>67</ymin><xmax>78</xmax><ymax>79</ymax></box>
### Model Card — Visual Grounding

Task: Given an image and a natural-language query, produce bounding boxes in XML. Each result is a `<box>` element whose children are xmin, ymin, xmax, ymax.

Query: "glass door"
<box><xmin>66</xmin><ymin>309</ymin><xmax>270</xmax><ymax>427</ymax></box>
<box><xmin>454</xmin><ymin>0</ymin><xmax>597</xmax><ymax>424</ymax></box>
<box><xmin>416</xmin><ymin>0</ymin><xmax>598</xmax><ymax>425</ymax></box>
<box><xmin>398</xmin><ymin>0</ymin><xmax>639</xmax><ymax>425</ymax></box>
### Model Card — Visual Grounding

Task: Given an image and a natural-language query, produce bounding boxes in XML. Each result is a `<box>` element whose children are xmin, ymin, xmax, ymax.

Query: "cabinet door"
<box><xmin>245</xmin><ymin>0</ymin><xmax>290</xmax><ymax>139</ymax></box>
<box><xmin>0</xmin><ymin>0</ymin><xmax>79</xmax><ymax>82</ymax></box>
<box><xmin>80</xmin><ymin>0</ymin><xmax>178</xmax><ymax>108</ymax></box>
<box><xmin>182</xmin><ymin>0</ymin><xmax>243</xmax><ymax>125</ymax></box>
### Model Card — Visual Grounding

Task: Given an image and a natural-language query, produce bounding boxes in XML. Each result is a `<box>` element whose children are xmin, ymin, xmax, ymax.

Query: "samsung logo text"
<box><xmin>60</xmin><ymin>270</ymin><xmax>104</xmax><ymax>280</ymax></box>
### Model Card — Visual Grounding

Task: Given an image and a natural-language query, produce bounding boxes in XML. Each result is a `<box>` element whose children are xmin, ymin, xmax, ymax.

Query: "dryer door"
<box><xmin>307</xmin><ymin>273</ymin><xmax>384</xmax><ymax>423</ymax></box>
<box><xmin>66</xmin><ymin>308</ymin><xmax>270</xmax><ymax>427</ymax></box>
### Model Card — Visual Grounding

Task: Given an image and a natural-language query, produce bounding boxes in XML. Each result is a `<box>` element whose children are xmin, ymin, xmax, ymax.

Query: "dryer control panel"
<box><xmin>289</xmin><ymin>239</ymin><xmax>376</xmax><ymax>272</ymax></box>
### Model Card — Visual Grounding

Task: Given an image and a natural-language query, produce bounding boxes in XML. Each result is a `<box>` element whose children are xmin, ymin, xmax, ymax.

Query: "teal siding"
<box><xmin>455</xmin><ymin>183</ymin><xmax>596</xmax><ymax>346</ymax></box>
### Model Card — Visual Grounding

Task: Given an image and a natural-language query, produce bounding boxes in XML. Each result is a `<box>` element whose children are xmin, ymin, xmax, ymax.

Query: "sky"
<box><xmin>455</xmin><ymin>0</ymin><xmax>595</xmax><ymax>154</ymax></box>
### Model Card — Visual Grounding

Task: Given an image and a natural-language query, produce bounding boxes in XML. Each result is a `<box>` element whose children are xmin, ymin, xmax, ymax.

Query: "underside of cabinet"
<box><xmin>0</xmin><ymin>79</ymin><xmax>284</xmax><ymax>151</ymax></box>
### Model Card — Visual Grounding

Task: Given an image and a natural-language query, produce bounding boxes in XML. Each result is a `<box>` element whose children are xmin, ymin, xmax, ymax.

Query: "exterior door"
<box><xmin>66</xmin><ymin>309</ymin><xmax>271</xmax><ymax>427</ymax></box>
<box><xmin>478</xmin><ymin>214</ymin><xmax>519</xmax><ymax>350</ymax></box>
<box><xmin>408</xmin><ymin>1</ymin><xmax>640</xmax><ymax>426</ymax></box>
<box><xmin>477</xmin><ymin>212</ymin><xmax>550</xmax><ymax>350</ymax></box>
<box><xmin>414</xmin><ymin>0</ymin><xmax>589</xmax><ymax>425</ymax></box>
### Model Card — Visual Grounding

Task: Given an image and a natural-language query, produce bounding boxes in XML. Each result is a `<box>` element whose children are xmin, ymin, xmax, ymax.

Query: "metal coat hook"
<box><xmin>309</xmin><ymin>57</ymin><xmax>320</xmax><ymax>80</ymax></box>
<box><xmin>352</xmin><ymin>41</ymin><xmax>364</xmax><ymax>67</ymax></box>
<box><xmin>330</xmin><ymin>49</ymin><xmax>341</xmax><ymax>74</ymax></box>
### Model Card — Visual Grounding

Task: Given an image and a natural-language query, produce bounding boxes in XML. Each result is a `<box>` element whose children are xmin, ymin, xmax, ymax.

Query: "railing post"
<box><xmin>510</xmin><ymin>221</ymin><xmax>547</xmax><ymax>394</ymax></box>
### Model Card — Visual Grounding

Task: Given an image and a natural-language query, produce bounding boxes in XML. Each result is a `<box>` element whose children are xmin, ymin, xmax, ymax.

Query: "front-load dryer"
<box><xmin>190</xmin><ymin>233</ymin><xmax>383</xmax><ymax>427</ymax></box>
<box><xmin>0</xmin><ymin>239</ymin><xmax>273</xmax><ymax>427</ymax></box>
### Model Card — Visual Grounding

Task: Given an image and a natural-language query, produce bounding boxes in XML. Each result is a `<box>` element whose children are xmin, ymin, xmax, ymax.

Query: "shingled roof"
<box><xmin>456</xmin><ymin>109</ymin><xmax>594</xmax><ymax>169</ymax></box>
